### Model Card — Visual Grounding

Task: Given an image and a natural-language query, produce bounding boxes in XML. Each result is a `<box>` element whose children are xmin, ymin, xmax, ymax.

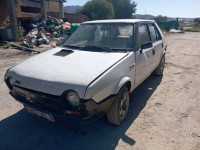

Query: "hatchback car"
<box><xmin>5</xmin><ymin>19</ymin><xmax>166</xmax><ymax>125</ymax></box>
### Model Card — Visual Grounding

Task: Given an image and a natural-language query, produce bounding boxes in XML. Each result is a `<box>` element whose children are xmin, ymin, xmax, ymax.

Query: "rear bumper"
<box><xmin>9</xmin><ymin>86</ymin><xmax>115</xmax><ymax>123</ymax></box>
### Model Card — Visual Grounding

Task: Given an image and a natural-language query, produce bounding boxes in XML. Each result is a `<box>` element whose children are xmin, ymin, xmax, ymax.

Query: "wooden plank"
<box><xmin>9</xmin><ymin>43</ymin><xmax>40</xmax><ymax>54</ymax></box>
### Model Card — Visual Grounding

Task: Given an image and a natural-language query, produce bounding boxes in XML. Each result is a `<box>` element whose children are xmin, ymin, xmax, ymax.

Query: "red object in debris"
<box><xmin>46</xmin><ymin>33</ymin><xmax>51</xmax><ymax>37</ymax></box>
<box><xmin>18</xmin><ymin>38</ymin><xmax>25</xmax><ymax>42</ymax></box>
<box><xmin>71</xmin><ymin>111</ymin><xmax>80</xmax><ymax>115</ymax></box>
<box><xmin>65</xmin><ymin>111</ymin><xmax>80</xmax><ymax>115</ymax></box>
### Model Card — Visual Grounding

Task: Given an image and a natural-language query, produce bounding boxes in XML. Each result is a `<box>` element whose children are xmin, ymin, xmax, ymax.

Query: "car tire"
<box><xmin>107</xmin><ymin>86</ymin><xmax>129</xmax><ymax>125</ymax></box>
<box><xmin>153</xmin><ymin>56</ymin><xmax>165</xmax><ymax>76</ymax></box>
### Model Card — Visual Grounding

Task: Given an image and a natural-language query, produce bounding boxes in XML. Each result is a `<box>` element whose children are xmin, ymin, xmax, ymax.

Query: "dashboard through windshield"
<box><xmin>64</xmin><ymin>23</ymin><xmax>134</xmax><ymax>52</ymax></box>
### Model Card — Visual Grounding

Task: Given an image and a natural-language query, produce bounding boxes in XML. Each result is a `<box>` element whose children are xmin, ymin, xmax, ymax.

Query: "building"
<box><xmin>0</xmin><ymin>0</ymin><xmax>66</xmax><ymax>41</ymax></box>
<box><xmin>0</xmin><ymin>0</ymin><xmax>88</xmax><ymax>41</ymax></box>
<box><xmin>15</xmin><ymin>0</ymin><xmax>66</xmax><ymax>19</ymax></box>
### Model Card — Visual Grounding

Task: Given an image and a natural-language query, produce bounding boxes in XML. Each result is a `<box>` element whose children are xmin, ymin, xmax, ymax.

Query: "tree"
<box><xmin>154</xmin><ymin>15</ymin><xmax>167</xmax><ymax>22</ymax></box>
<box><xmin>107</xmin><ymin>0</ymin><xmax>137</xmax><ymax>19</ymax></box>
<box><xmin>77</xmin><ymin>0</ymin><xmax>114</xmax><ymax>20</ymax></box>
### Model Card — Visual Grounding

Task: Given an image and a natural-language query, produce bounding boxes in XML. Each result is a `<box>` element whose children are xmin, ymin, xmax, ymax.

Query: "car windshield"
<box><xmin>63</xmin><ymin>23</ymin><xmax>134</xmax><ymax>52</ymax></box>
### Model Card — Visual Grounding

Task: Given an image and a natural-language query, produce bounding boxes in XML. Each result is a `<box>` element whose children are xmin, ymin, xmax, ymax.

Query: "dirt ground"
<box><xmin>0</xmin><ymin>32</ymin><xmax>200</xmax><ymax>150</ymax></box>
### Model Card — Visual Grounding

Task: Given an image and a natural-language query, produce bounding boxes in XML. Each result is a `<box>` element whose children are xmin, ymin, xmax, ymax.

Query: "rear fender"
<box><xmin>160</xmin><ymin>45</ymin><xmax>167</xmax><ymax>60</ymax></box>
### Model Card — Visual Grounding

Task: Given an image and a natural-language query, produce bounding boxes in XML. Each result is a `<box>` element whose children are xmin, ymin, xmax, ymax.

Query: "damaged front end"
<box><xmin>4</xmin><ymin>78</ymin><xmax>113</xmax><ymax>122</ymax></box>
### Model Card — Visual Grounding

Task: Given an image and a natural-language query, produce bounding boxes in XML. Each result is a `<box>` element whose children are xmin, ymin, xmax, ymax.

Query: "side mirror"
<box><xmin>140</xmin><ymin>42</ymin><xmax>153</xmax><ymax>53</ymax></box>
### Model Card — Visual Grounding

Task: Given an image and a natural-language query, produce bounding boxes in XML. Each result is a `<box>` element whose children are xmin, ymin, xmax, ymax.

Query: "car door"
<box><xmin>147</xmin><ymin>23</ymin><xmax>163</xmax><ymax>69</ymax></box>
<box><xmin>135</xmin><ymin>23</ymin><xmax>155</xmax><ymax>86</ymax></box>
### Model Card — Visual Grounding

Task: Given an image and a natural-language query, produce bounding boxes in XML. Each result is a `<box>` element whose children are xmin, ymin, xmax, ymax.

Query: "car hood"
<box><xmin>6</xmin><ymin>47</ymin><xmax>128</xmax><ymax>98</ymax></box>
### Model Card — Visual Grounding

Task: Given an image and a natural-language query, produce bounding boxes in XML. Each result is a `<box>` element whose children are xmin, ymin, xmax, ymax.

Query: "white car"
<box><xmin>5</xmin><ymin>19</ymin><xmax>166</xmax><ymax>125</ymax></box>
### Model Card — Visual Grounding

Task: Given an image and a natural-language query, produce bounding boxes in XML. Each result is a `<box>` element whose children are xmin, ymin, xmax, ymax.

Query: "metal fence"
<box><xmin>157</xmin><ymin>21</ymin><xmax>179</xmax><ymax>31</ymax></box>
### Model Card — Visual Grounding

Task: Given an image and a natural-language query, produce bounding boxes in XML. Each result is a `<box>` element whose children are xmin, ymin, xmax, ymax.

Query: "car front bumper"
<box><xmin>9</xmin><ymin>85</ymin><xmax>115</xmax><ymax>123</ymax></box>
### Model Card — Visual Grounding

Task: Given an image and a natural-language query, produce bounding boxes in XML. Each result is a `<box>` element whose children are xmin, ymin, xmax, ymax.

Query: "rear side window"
<box><xmin>138</xmin><ymin>24</ymin><xmax>150</xmax><ymax>48</ymax></box>
<box><xmin>148</xmin><ymin>24</ymin><xmax>157</xmax><ymax>42</ymax></box>
<box><xmin>154</xmin><ymin>24</ymin><xmax>162</xmax><ymax>41</ymax></box>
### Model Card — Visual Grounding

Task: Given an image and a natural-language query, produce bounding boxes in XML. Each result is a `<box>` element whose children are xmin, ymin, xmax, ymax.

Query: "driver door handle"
<box><xmin>152</xmin><ymin>49</ymin><xmax>155</xmax><ymax>55</ymax></box>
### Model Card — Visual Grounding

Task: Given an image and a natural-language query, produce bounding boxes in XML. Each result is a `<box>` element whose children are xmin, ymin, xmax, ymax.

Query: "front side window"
<box><xmin>64</xmin><ymin>23</ymin><xmax>134</xmax><ymax>51</ymax></box>
<box><xmin>138</xmin><ymin>24</ymin><xmax>150</xmax><ymax>48</ymax></box>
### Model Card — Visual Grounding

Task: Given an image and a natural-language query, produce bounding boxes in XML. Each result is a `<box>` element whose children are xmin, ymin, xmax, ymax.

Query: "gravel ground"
<box><xmin>0</xmin><ymin>32</ymin><xmax>200</xmax><ymax>150</ymax></box>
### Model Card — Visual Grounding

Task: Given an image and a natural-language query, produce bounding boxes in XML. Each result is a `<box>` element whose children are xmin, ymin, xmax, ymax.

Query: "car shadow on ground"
<box><xmin>0</xmin><ymin>75</ymin><xmax>162</xmax><ymax>150</ymax></box>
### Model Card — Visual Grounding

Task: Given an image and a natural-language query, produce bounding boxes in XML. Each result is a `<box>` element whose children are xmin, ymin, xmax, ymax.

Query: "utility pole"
<box><xmin>41</xmin><ymin>0</ymin><xmax>47</xmax><ymax>19</ymax></box>
<box><xmin>6</xmin><ymin>0</ymin><xmax>18</xmax><ymax>41</ymax></box>
<box><xmin>59</xmin><ymin>2</ymin><xmax>64</xmax><ymax>19</ymax></box>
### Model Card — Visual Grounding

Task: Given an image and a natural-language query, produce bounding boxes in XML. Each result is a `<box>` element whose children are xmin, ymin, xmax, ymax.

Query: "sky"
<box><xmin>64</xmin><ymin>0</ymin><xmax>200</xmax><ymax>18</ymax></box>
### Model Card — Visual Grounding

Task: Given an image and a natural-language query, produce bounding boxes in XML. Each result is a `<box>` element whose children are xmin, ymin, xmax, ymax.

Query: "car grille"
<box><xmin>13</xmin><ymin>85</ymin><xmax>62</xmax><ymax>111</ymax></box>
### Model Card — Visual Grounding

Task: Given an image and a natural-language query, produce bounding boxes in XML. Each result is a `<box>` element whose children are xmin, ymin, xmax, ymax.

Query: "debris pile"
<box><xmin>19</xmin><ymin>17</ymin><xmax>71</xmax><ymax>48</ymax></box>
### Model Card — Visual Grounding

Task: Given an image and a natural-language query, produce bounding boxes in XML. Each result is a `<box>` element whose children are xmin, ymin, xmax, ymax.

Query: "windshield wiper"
<box><xmin>62</xmin><ymin>45</ymin><xmax>83</xmax><ymax>50</ymax></box>
<box><xmin>109</xmin><ymin>48</ymin><xmax>132</xmax><ymax>52</ymax></box>
<box><xmin>84</xmin><ymin>45</ymin><xmax>133</xmax><ymax>52</ymax></box>
<box><xmin>83</xmin><ymin>45</ymin><xmax>112</xmax><ymax>52</ymax></box>
<box><xmin>63</xmin><ymin>45</ymin><xmax>132</xmax><ymax>52</ymax></box>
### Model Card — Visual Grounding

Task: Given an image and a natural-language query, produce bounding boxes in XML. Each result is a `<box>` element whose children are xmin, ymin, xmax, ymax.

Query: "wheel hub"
<box><xmin>119</xmin><ymin>92</ymin><xmax>129</xmax><ymax>119</ymax></box>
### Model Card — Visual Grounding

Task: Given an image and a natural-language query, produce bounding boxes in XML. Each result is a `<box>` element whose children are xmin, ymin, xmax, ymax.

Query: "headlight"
<box><xmin>6</xmin><ymin>77</ymin><xmax>14</xmax><ymax>90</ymax></box>
<box><xmin>66</xmin><ymin>91</ymin><xmax>80</xmax><ymax>107</ymax></box>
<box><xmin>9</xmin><ymin>77</ymin><xmax>14</xmax><ymax>85</ymax></box>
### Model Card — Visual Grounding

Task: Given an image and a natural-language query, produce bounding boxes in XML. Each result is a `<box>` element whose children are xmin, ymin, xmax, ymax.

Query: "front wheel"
<box><xmin>107</xmin><ymin>86</ymin><xmax>129</xmax><ymax>125</ymax></box>
<box><xmin>153</xmin><ymin>56</ymin><xmax>165</xmax><ymax>76</ymax></box>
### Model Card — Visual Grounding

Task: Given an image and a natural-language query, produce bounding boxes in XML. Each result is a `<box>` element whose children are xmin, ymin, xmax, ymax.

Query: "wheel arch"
<box><xmin>114</xmin><ymin>77</ymin><xmax>132</xmax><ymax>94</ymax></box>
<box><xmin>161</xmin><ymin>44</ymin><xmax>167</xmax><ymax>59</ymax></box>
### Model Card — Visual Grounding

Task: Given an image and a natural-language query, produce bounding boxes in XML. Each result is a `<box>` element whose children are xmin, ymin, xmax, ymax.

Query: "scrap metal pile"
<box><xmin>19</xmin><ymin>17</ymin><xmax>71</xmax><ymax>48</ymax></box>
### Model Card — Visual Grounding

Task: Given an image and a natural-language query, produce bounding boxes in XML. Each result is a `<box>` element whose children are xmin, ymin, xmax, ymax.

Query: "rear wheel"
<box><xmin>153</xmin><ymin>56</ymin><xmax>165</xmax><ymax>76</ymax></box>
<box><xmin>107</xmin><ymin>86</ymin><xmax>129</xmax><ymax>125</ymax></box>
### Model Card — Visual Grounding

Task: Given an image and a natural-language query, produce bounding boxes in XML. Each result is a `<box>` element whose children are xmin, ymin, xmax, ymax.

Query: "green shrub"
<box><xmin>18</xmin><ymin>22</ymin><xmax>24</xmax><ymax>39</ymax></box>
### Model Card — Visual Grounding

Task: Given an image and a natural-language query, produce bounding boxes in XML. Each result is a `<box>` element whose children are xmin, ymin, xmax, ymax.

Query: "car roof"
<box><xmin>82</xmin><ymin>19</ymin><xmax>155</xmax><ymax>24</ymax></box>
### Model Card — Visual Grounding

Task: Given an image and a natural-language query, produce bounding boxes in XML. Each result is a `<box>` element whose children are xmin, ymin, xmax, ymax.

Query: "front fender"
<box><xmin>113</xmin><ymin>77</ymin><xmax>131</xmax><ymax>94</ymax></box>
<box><xmin>84</xmin><ymin>53</ymin><xmax>135</xmax><ymax>103</ymax></box>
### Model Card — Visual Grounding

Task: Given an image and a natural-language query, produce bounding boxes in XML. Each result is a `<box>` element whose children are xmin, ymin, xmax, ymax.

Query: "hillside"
<box><xmin>134</xmin><ymin>14</ymin><xmax>194</xmax><ymax>22</ymax></box>
<box><xmin>64</xmin><ymin>5</ymin><xmax>82</xmax><ymax>14</ymax></box>
<box><xmin>134</xmin><ymin>14</ymin><xmax>154</xmax><ymax>19</ymax></box>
